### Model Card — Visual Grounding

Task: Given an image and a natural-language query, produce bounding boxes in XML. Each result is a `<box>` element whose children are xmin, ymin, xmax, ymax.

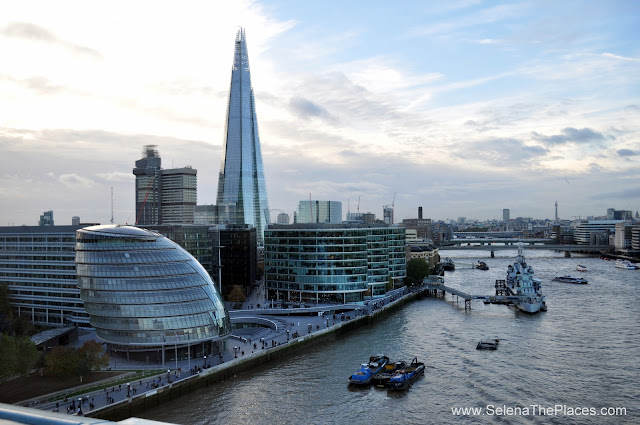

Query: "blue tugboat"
<box><xmin>348</xmin><ymin>355</ymin><xmax>389</xmax><ymax>385</ymax></box>
<box><xmin>388</xmin><ymin>358</ymin><xmax>425</xmax><ymax>390</ymax></box>
<box><xmin>372</xmin><ymin>360</ymin><xmax>407</xmax><ymax>386</ymax></box>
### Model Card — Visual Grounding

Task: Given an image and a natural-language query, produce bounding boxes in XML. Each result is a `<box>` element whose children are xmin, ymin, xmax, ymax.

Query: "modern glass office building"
<box><xmin>0</xmin><ymin>225</ymin><xmax>90</xmax><ymax>327</ymax></box>
<box><xmin>76</xmin><ymin>225</ymin><xmax>231</xmax><ymax>361</ymax></box>
<box><xmin>264</xmin><ymin>224</ymin><xmax>406</xmax><ymax>304</ymax></box>
<box><xmin>133</xmin><ymin>145</ymin><xmax>198</xmax><ymax>226</ymax></box>
<box><xmin>216</xmin><ymin>28</ymin><xmax>270</xmax><ymax>245</ymax></box>
<box><xmin>296</xmin><ymin>200</ymin><xmax>342</xmax><ymax>224</ymax></box>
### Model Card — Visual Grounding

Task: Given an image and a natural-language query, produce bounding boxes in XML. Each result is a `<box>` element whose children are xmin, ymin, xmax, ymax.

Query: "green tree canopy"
<box><xmin>227</xmin><ymin>285</ymin><xmax>246</xmax><ymax>303</ymax></box>
<box><xmin>14</xmin><ymin>336</ymin><xmax>40</xmax><ymax>375</ymax></box>
<box><xmin>0</xmin><ymin>284</ymin><xmax>13</xmax><ymax>322</ymax></box>
<box><xmin>76</xmin><ymin>340</ymin><xmax>109</xmax><ymax>376</ymax></box>
<box><xmin>406</xmin><ymin>258</ymin><xmax>431</xmax><ymax>286</ymax></box>
<box><xmin>0</xmin><ymin>334</ymin><xmax>18</xmax><ymax>379</ymax></box>
<box><xmin>0</xmin><ymin>334</ymin><xmax>40</xmax><ymax>378</ymax></box>
<box><xmin>45</xmin><ymin>346</ymin><xmax>77</xmax><ymax>377</ymax></box>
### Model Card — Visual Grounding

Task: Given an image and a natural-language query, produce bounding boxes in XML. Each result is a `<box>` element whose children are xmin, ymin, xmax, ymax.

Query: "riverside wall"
<box><xmin>87</xmin><ymin>289</ymin><xmax>426</xmax><ymax>422</ymax></box>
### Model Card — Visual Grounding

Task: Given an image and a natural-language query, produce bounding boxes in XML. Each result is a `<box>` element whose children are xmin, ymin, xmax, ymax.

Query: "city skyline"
<box><xmin>1</xmin><ymin>1</ymin><xmax>639</xmax><ymax>225</ymax></box>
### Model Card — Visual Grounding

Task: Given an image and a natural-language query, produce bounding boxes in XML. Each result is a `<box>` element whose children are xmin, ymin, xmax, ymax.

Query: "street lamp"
<box><xmin>174</xmin><ymin>335</ymin><xmax>178</xmax><ymax>371</ymax></box>
<box><xmin>204</xmin><ymin>355</ymin><xmax>207</xmax><ymax>368</ymax></box>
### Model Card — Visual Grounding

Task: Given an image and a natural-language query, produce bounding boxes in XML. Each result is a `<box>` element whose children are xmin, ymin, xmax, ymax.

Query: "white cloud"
<box><xmin>58</xmin><ymin>173</ymin><xmax>95</xmax><ymax>189</ymax></box>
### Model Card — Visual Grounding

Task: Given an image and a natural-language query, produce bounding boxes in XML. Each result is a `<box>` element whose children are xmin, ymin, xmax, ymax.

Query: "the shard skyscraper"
<box><xmin>217</xmin><ymin>28</ymin><xmax>270</xmax><ymax>245</ymax></box>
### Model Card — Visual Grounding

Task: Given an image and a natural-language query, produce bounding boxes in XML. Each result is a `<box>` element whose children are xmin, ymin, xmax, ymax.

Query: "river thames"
<box><xmin>142</xmin><ymin>249</ymin><xmax>639</xmax><ymax>424</ymax></box>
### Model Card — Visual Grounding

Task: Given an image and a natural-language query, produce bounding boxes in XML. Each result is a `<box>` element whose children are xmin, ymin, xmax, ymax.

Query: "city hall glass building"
<box><xmin>216</xmin><ymin>29</ymin><xmax>270</xmax><ymax>245</ymax></box>
<box><xmin>264</xmin><ymin>224</ymin><xmax>406</xmax><ymax>304</ymax></box>
<box><xmin>76</xmin><ymin>225</ymin><xmax>231</xmax><ymax>361</ymax></box>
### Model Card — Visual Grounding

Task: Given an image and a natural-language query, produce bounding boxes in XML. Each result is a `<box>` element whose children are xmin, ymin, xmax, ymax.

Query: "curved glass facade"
<box><xmin>76</xmin><ymin>225</ymin><xmax>231</xmax><ymax>348</ymax></box>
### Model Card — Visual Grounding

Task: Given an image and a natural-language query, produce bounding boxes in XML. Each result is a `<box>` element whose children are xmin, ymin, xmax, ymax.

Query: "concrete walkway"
<box><xmin>26</xmin><ymin>283</ymin><xmax>413</xmax><ymax>416</ymax></box>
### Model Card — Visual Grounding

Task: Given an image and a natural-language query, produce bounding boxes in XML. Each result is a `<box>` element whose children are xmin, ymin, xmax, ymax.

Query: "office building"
<box><xmin>133</xmin><ymin>145</ymin><xmax>197</xmax><ymax>225</ymax></box>
<box><xmin>503</xmin><ymin>209</ymin><xmax>510</xmax><ymax>222</ymax></box>
<box><xmin>0</xmin><ymin>225</ymin><xmax>89</xmax><ymax>328</ymax></box>
<box><xmin>297</xmin><ymin>200</ymin><xmax>342</xmax><ymax>224</ymax></box>
<box><xmin>573</xmin><ymin>220</ymin><xmax>620</xmax><ymax>245</ymax></box>
<box><xmin>216</xmin><ymin>29</ymin><xmax>270</xmax><ymax>245</ymax></box>
<box><xmin>631</xmin><ymin>225</ymin><xmax>640</xmax><ymax>250</ymax></box>
<box><xmin>276</xmin><ymin>212</ymin><xmax>290</xmax><ymax>224</ymax></box>
<box><xmin>76</xmin><ymin>225</ymin><xmax>231</xmax><ymax>361</ymax></box>
<box><xmin>143</xmin><ymin>224</ymin><xmax>257</xmax><ymax>297</ymax></box>
<box><xmin>383</xmin><ymin>207</ymin><xmax>394</xmax><ymax>225</ymax></box>
<box><xmin>39</xmin><ymin>210</ymin><xmax>54</xmax><ymax>226</ymax></box>
<box><xmin>264</xmin><ymin>224</ymin><xmax>406</xmax><ymax>303</ymax></box>
<box><xmin>606</xmin><ymin>208</ymin><xmax>633</xmax><ymax>220</ymax></box>
<box><xmin>194</xmin><ymin>204</ymin><xmax>237</xmax><ymax>226</ymax></box>
<box><xmin>614</xmin><ymin>222</ymin><xmax>634</xmax><ymax>250</ymax></box>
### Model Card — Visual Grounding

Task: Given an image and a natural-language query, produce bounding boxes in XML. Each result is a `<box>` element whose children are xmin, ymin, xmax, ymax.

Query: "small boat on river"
<box><xmin>475</xmin><ymin>261</ymin><xmax>489</xmax><ymax>270</ymax></box>
<box><xmin>615</xmin><ymin>259</ymin><xmax>637</xmax><ymax>270</ymax></box>
<box><xmin>348</xmin><ymin>355</ymin><xmax>389</xmax><ymax>385</ymax></box>
<box><xmin>576</xmin><ymin>264</ymin><xmax>587</xmax><ymax>272</ymax></box>
<box><xmin>372</xmin><ymin>360</ymin><xmax>406</xmax><ymax>386</ymax></box>
<box><xmin>388</xmin><ymin>358</ymin><xmax>425</xmax><ymax>391</ymax></box>
<box><xmin>553</xmin><ymin>275</ymin><xmax>588</xmax><ymax>284</ymax></box>
<box><xmin>476</xmin><ymin>339</ymin><xmax>499</xmax><ymax>350</ymax></box>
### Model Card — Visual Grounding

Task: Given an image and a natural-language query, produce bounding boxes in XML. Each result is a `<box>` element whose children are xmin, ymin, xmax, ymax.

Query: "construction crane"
<box><xmin>135</xmin><ymin>175</ymin><xmax>157</xmax><ymax>225</ymax></box>
<box><xmin>110</xmin><ymin>187</ymin><xmax>114</xmax><ymax>224</ymax></box>
<box><xmin>383</xmin><ymin>192</ymin><xmax>397</xmax><ymax>225</ymax></box>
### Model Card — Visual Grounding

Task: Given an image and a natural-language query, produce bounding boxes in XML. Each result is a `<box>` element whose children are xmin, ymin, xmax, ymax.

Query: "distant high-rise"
<box><xmin>555</xmin><ymin>201</ymin><xmax>558</xmax><ymax>221</ymax></box>
<box><xmin>39</xmin><ymin>210</ymin><xmax>54</xmax><ymax>226</ymax></box>
<box><xmin>383</xmin><ymin>207</ymin><xmax>394</xmax><ymax>225</ymax></box>
<box><xmin>276</xmin><ymin>212</ymin><xmax>290</xmax><ymax>224</ymax></box>
<box><xmin>133</xmin><ymin>145</ymin><xmax>197</xmax><ymax>225</ymax></box>
<box><xmin>503</xmin><ymin>209</ymin><xmax>510</xmax><ymax>222</ymax></box>
<box><xmin>216</xmin><ymin>29</ymin><xmax>270</xmax><ymax>245</ymax></box>
<box><xmin>297</xmin><ymin>200</ymin><xmax>342</xmax><ymax>224</ymax></box>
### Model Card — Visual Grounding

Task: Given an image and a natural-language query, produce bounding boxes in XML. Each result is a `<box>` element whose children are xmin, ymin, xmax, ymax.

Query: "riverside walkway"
<box><xmin>19</xmin><ymin>283</ymin><xmax>412</xmax><ymax>417</ymax></box>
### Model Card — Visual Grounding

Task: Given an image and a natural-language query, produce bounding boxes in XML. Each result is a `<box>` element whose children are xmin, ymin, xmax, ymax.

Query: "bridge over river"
<box><xmin>438</xmin><ymin>239</ymin><xmax>609</xmax><ymax>257</ymax></box>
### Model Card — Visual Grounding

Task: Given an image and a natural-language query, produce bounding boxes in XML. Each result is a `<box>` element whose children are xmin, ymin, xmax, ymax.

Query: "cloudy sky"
<box><xmin>1</xmin><ymin>0</ymin><xmax>639</xmax><ymax>226</ymax></box>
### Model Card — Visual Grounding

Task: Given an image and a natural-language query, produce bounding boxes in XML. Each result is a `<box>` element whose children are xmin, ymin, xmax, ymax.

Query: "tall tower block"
<box><xmin>216</xmin><ymin>28</ymin><xmax>270</xmax><ymax>244</ymax></box>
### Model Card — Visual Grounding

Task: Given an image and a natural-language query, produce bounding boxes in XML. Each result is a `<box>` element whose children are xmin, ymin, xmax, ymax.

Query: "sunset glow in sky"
<box><xmin>1</xmin><ymin>0</ymin><xmax>639</xmax><ymax>225</ymax></box>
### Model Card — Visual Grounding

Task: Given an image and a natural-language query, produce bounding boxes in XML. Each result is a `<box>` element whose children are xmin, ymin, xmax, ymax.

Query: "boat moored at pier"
<box><xmin>441</xmin><ymin>258</ymin><xmax>455</xmax><ymax>271</ymax></box>
<box><xmin>615</xmin><ymin>259</ymin><xmax>637</xmax><ymax>270</ymax></box>
<box><xmin>505</xmin><ymin>244</ymin><xmax>546</xmax><ymax>314</ymax></box>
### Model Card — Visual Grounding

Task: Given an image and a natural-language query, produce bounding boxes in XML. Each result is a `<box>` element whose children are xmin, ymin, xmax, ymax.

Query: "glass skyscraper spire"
<box><xmin>217</xmin><ymin>28</ymin><xmax>270</xmax><ymax>245</ymax></box>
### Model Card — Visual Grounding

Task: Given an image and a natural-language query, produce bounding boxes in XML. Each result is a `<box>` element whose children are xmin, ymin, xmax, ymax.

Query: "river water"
<box><xmin>142</xmin><ymin>250</ymin><xmax>639</xmax><ymax>424</ymax></box>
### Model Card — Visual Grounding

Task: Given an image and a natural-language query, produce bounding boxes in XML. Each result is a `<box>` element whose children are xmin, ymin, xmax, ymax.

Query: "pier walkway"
<box><xmin>423</xmin><ymin>277</ymin><xmax>524</xmax><ymax>309</ymax></box>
